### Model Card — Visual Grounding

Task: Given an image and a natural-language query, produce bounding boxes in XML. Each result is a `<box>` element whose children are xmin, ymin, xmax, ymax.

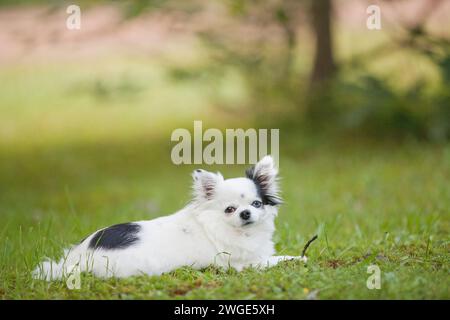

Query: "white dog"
<box><xmin>33</xmin><ymin>156</ymin><xmax>306</xmax><ymax>280</ymax></box>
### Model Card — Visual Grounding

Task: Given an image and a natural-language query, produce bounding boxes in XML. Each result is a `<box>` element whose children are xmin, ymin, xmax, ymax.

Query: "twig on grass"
<box><xmin>301</xmin><ymin>235</ymin><xmax>318</xmax><ymax>258</ymax></box>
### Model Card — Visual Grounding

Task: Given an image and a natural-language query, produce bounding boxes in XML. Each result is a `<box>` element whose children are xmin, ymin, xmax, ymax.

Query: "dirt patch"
<box><xmin>169</xmin><ymin>279</ymin><xmax>221</xmax><ymax>297</ymax></box>
<box><xmin>324</xmin><ymin>259</ymin><xmax>346</xmax><ymax>269</ymax></box>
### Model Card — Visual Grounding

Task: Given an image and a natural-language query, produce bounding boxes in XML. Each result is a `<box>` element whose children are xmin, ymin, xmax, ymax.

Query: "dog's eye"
<box><xmin>251</xmin><ymin>200</ymin><xmax>262</xmax><ymax>208</ymax></box>
<box><xmin>224</xmin><ymin>206</ymin><xmax>236</xmax><ymax>213</ymax></box>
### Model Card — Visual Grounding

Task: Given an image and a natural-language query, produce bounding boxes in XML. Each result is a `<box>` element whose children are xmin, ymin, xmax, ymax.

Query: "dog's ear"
<box><xmin>245</xmin><ymin>155</ymin><xmax>282</xmax><ymax>206</ymax></box>
<box><xmin>192</xmin><ymin>169</ymin><xmax>223</xmax><ymax>201</ymax></box>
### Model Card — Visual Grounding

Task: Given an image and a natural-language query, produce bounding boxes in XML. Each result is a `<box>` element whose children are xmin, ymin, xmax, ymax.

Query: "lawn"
<box><xmin>0</xmin><ymin>59</ymin><xmax>449</xmax><ymax>299</ymax></box>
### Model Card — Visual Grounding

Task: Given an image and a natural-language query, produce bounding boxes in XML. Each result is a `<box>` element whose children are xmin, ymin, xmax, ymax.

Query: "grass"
<box><xmin>0</xmin><ymin>57</ymin><xmax>449</xmax><ymax>300</ymax></box>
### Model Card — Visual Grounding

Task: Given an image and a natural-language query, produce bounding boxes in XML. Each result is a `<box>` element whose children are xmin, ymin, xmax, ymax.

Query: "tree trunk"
<box><xmin>310</xmin><ymin>0</ymin><xmax>336</xmax><ymax>86</ymax></box>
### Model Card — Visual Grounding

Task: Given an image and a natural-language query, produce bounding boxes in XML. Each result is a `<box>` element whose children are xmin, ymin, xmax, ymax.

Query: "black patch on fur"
<box><xmin>88</xmin><ymin>223</ymin><xmax>141</xmax><ymax>250</ymax></box>
<box><xmin>246</xmin><ymin>166</ymin><xmax>282</xmax><ymax>206</ymax></box>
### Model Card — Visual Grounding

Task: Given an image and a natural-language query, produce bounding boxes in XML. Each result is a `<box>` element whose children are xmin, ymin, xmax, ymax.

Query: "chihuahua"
<box><xmin>33</xmin><ymin>156</ymin><xmax>306</xmax><ymax>280</ymax></box>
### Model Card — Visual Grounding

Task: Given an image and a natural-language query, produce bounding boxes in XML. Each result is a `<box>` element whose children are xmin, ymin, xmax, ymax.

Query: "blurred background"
<box><xmin>0</xmin><ymin>1</ymin><xmax>449</xmax><ymax>297</ymax></box>
<box><xmin>1</xmin><ymin>0</ymin><xmax>449</xmax><ymax>231</ymax></box>
<box><xmin>1</xmin><ymin>0</ymin><xmax>449</xmax><ymax>145</ymax></box>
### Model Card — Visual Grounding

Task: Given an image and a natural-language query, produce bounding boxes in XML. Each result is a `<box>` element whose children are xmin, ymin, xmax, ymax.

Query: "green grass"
<box><xmin>0</xmin><ymin>58</ymin><xmax>449</xmax><ymax>299</ymax></box>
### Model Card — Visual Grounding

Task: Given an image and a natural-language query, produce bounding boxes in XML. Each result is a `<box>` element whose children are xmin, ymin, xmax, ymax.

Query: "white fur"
<box><xmin>33</xmin><ymin>156</ymin><xmax>306</xmax><ymax>281</ymax></box>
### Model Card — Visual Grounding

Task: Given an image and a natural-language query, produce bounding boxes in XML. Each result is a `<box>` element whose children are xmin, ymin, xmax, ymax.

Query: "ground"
<box><xmin>1</xmin><ymin>139</ymin><xmax>449</xmax><ymax>299</ymax></box>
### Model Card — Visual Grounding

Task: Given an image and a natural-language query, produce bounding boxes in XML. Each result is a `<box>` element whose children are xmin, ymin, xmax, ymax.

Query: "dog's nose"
<box><xmin>240</xmin><ymin>210</ymin><xmax>251</xmax><ymax>220</ymax></box>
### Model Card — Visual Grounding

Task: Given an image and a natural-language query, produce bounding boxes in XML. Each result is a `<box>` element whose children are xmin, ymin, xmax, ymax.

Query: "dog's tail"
<box><xmin>32</xmin><ymin>248</ymin><xmax>81</xmax><ymax>281</ymax></box>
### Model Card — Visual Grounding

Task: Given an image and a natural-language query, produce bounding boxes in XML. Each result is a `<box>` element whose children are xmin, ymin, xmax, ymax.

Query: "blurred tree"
<box><xmin>102</xmin><ymin>0</ymin><xmax>448</xmax><ymax>140</ymax></box>
<box><xmin>310</xmin><ymin>0</ymin><xmax>336</xmax><ymax>86</ymax></box>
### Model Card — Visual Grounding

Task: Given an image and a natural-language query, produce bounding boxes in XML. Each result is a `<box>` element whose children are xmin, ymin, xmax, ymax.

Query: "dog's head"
<box><xmin>192</xmin><ymin>155</ymin><xmax>281</xmax><ymax>229</ymax></box>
